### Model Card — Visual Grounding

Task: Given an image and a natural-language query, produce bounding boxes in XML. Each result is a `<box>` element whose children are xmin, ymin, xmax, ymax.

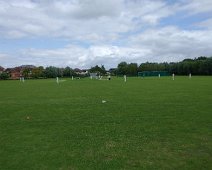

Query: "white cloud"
<box><xmin>197</xmin><ymin>18</ymin><xmax>212</xmax><ymax>29</ymax></box>
<box><xmin>129</xmin><ymin>26</ymin><xmax>212</xmax><ymax>61</ymax></box>
<box><xmin>0</xmin><ymin>0</ymin><xmax>212</xmax><ymax>68</ymax></box>
<box><xmin>1</xmin><ymin>23</ymin><xmax>212</xmax><ymax>69</ymax></box>
<box><xmin>71</xmin><ymin>0</ymin><xmax>123</xmax><ymax>19</ymax></box>
<box><xmin>0</xmin><ymin>45</ymin><xmax>152</xmax><ymax>68</ymax></box>
<box><xmin>181</xmin><ymin>0</ymin><xmax>212</xmax><ymax>15</ymax></box>
<box><xmin>0</xmin><ymin>0</ymin><xmax>176</xmax><ymax>39</ymax></box>
<box><xmin>0</xmin><ymin>53</ymin><xmax>8</xmax><ymax>59</ymax></box>
<box><xmin>125</xmin><ymin>0</ymin><xmax>177</xmax><ymax>25</ymax></box>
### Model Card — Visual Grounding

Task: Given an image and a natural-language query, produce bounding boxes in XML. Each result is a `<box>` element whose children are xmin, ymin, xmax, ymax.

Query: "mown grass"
<box><xmin>0</xmin><ymin>76</ymin><xmax>211</xmax><ymax>169</ymax></box>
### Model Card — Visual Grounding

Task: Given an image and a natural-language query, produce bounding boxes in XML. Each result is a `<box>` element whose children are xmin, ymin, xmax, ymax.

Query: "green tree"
<box><xmin>31</xmin><ymin>66</ymin><xmax>44</xmax><ymax>78</ymax></box>
<box><xmin>101</xmin><ymin>65</ymin><xmax>106</xmax><ymax>74</ymax></box>
<box><xmin>63</xmin><ymin>67</ymin><xmax>71</xmax><ymax>77</ymax></box>
<box><xmin>0</xmin><ymin>72</ymin><xmax>9</xmax><ymax>80</ymax></box>
<box><xmin>117</xmin><ymin>62</ymin><xmax>128</xmax><ymax>75</ymax></box>
<box><xmin>22</xmin><ymin>68</ymin><xmax>31</xmax><ymax>78</ymax></box>
<box><xmin>127</xmin><ymin>63</ymin><xmax>138</xmax><ymax>76</ymax></box>
<box><xmin>44</xmin><ymin>66</ymin><xmax>58</xmax><ymax>78</ymax></box>
<box><xmin>90</xmin><ymin>65</ymin><xmax>106</xmax><ymax>75</ymax></box>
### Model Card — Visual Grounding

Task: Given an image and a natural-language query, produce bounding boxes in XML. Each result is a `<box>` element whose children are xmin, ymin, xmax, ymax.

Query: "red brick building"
<box><xmin>5</xmin><ymin>65</ymin><xmax>35</xmax><ymax>79</ymax></box>
<box><xmin>10</xmin><ymin>67</ymin><xmax>23</xmax><ymax>79</ymax></box>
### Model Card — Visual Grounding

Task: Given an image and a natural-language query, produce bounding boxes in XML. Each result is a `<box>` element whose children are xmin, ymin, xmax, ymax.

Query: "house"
<box><xmin>19</xmin><ymin>65</ymin><xmax>36</xmax><ymax>70</ymax></box>
<box><xmin>80</xmin><ymin>69</ymin><xmax>89</xmax><ymax>75</ymax></box>
<box><xmin>74</xmin><ymin>68</ymin><xmax>81</xmax><ymax>74</ymax></box>
<box><xmin>0</xmin><ymin>66</ymin><xmax>4</xmax><ymax>74</ymax></box>
<box><xmin>9</xmin><ymin>67</ymin><xmax>23</xmax><ymax>79</ymax></box>
<box><xmin>6</xmin><ymin>65</ymin><xmax>36</xmax><ymax>79</ymax></box>
<box><xmin>74</xmin><ymin>68</ymin><xmax>89</xmax><ymax>75</ymax></box>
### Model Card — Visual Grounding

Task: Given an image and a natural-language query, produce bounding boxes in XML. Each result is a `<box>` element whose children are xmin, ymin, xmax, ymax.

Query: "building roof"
<box><xmin>0</xmin><ymin>66</ymin><xmax>4</xmax><ymax>71</ymax></box>
<box><xmin>19</xmin><ymin>65</ymin><xmax>36</xmax><ymax>69</ymax></box>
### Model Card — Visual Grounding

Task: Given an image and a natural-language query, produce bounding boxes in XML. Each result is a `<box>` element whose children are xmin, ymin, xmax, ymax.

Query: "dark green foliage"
<box><xmin>117</xmin><ymin>61</ymin><xmax>128</xmax><ymax>75</ymax></box>
<box><xmin>116</xmin><ymin>57</ymin><xmax>212</xmax><ymax>76</ymax></box>
<box><xmin>44</xmin><ymin>66</ymin><xmax>58</xmax><ymax>78</ymax></box>
<box><xmin>44</xmin><ymin>66</ymin><xmax>63</xmax><ymax>78</ymax></box>
<box><xmin>22</xmin><ymin>68</ymin><xmax>31</xmax><ymax>78</ymax></box>
<box><xmin>116</xmin><ymin>61</ymin><xmax>139</xmax><ymax>76</ymax></box>
<box><xmin>1</xmin><ymin>56</ymin><xmax>212</xmax><ymax>81</ymax></box>
<box><xmin>90</xmin><ymin>65</ymin><xmax>106</xmax><ymax>75</ymax></box>
<box><xmin>176</xmin><ymin>57</ymin><xmax>212</xmax><ymax>75</ymax></box>
<box><xmin>0</xmin><ymin>72</ymin><xmax>9</xmax><ymax>80</ymax></box>
<box><xmin>101</xmin><ymin>65</ymin><xmax>106</xmax><ymax>74</ymax></box>
<box><xmin>63</xmin><ymin>66</ymin><xmax>75</xmax><ymax>77</ymax></box>
<box><xmin>31</xmin><ymin>66</ymin><xmax>44</xmax><ymax>78</ymax></box>
<box><xmin>138</xmin><ymin>57</ymin><xmax>212</xmax><ymax>75</ymax></box>
<box><xmin>127</xmin><ymin>63</ymin><xmax>138</xmax><ymax>76</ymax></box>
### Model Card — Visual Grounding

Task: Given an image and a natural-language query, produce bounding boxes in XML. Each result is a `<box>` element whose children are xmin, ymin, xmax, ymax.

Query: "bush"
<box><xmin>0</xmin><ymin>72</ymin><xmax>9</xmax><ymax>80</ymax></box>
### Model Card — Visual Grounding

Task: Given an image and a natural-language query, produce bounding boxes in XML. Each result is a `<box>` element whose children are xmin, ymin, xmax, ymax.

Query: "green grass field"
<box><xmin>0</xmin><ymin>76</ymin><xmax>211</xmax><ymax>170</ymax></box>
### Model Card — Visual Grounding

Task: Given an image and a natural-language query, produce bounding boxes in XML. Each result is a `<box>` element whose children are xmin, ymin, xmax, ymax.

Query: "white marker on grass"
<box><xmin>172</xmin><ymin>73</ymin><xmax>175</xmax><ymax>80</ymax></box>
<box><xmin>124</xmin><ymin>75</ymin><xmax>127</xmax><ymax>82</ymax></box>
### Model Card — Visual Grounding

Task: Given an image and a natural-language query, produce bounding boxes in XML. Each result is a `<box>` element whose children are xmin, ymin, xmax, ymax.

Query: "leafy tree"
<box><xmin>136</xmin><ymin>57</ymin><xmax>212</xmax><ymax>75</ymax></box>
<box><xmin>44</xmin><ymin>66</ymin><xmax>58</xmax><ymax>78</ymax></box>
<box><xmin>127</xmin><ymin>63</ymin><xmax>138</xmax><ymax>76</ymax></box>
<box><xmin>22</xmin><ymin>68</ymin><xmax>31</xmax><ymax>78</ymax></box>
<box><xmin>117</xmin><ymin>62</ymin><xmax>128</xmax><ymax>75</ymax></box>
<box><xmin>101</xmin><ymin>65</ymin><xmax>106</xmax><ymax>74</ymax></box>
<box><xmin>196</xmin><ymin>56</ymin><xmax>207</xmax><ymax>60</ymax></box>
<box><xmin>31</xmin><ymin>66</ymin><xmax>44</xmax><ymax>78</ymax></box>
<box><xmin>63</xmin><ymin>67</ymin><xmax>71</xmax><ymax>77</ymax></box>
<box><xmin>90</xmin><ymin>65</ymin><xmax>106</xmax><ymax>75</ymax></box>
<box><xmin>0</xmin><ymin>72</ymin><xmax>9</xmax><ymax>80</ymax></box>
<box><xmin>57</xmin><ymin>68</ymin><xmax>64</xmax><ymax>77</ymax></box>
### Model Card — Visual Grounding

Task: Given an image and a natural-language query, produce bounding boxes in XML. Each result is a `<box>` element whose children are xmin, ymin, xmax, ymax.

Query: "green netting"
<box><xmin>138</xmin><ymin>71</ymin><xmax>170</xmax><ymax>77</ymax></box>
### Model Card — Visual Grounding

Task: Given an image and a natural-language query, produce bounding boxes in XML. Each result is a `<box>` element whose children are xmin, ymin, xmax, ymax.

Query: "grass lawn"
<box><xmin>0</xmin><ymin>76</ymin><xmax>211</xmax><ymax>169</ymax></box>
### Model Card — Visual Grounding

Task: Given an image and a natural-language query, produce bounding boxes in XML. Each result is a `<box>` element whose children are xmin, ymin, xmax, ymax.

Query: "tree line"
<box><xmin>22</xmin><ymin>66</ymin><xmax>88</xmax><ymax>79</ymax></box>
<box><xmin>113</xmin><ymin>56</ymin><xmax>212</xmax><ymax>76</ymax></box>
<box><xmin>0</xmin><ymin>66</ymin><xmax>88</xmax><ymax>80</ymax></box>
<box><xmin>0</xmin><ymin>56</ymin><xmax>212</xmax><ymax>80</ymax></box>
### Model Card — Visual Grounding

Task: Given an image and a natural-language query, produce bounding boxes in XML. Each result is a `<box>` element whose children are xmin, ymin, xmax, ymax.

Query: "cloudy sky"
<box><xmin>0</xmin><ymin>0</ymin><xmax>212</xmax><ymax>69</ymax></box>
